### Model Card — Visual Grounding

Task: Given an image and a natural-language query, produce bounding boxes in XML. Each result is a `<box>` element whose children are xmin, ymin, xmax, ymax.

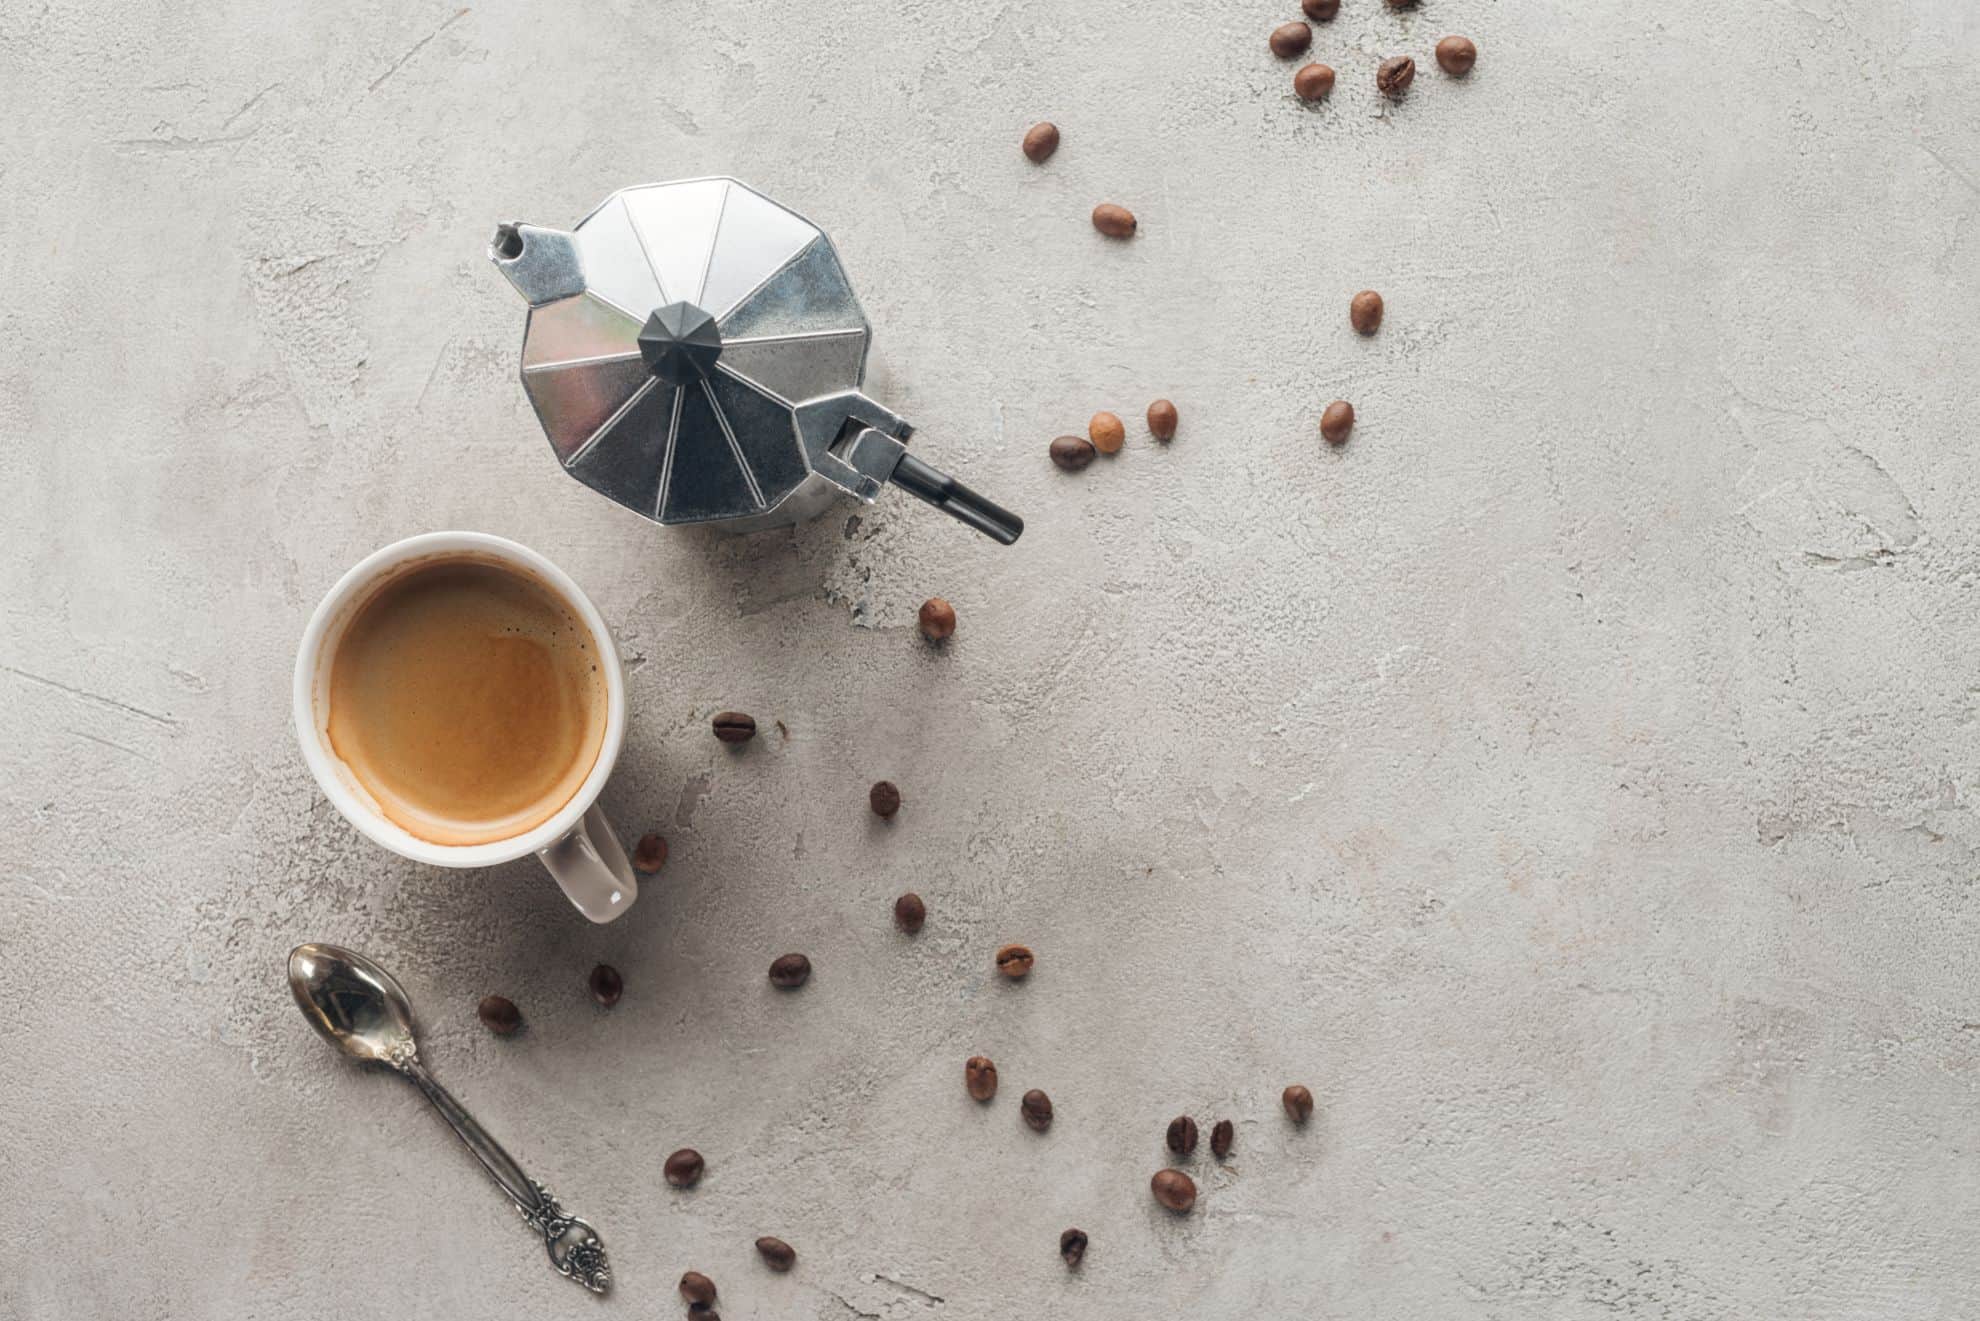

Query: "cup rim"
<box><xmin>292</xmin><ymin>531</ymin><xmax>626</xmax><ymax>868</ymax></box>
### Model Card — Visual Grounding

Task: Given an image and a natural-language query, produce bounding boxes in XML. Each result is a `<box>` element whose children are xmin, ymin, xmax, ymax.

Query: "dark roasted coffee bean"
<box><xmin>756</xmin><ymin>1236</ymin><xmax>797</xmax><ymax>1271</ymax></box>
<box><xmin>633</xmin><ymin>832</ymin><xmax>668</xmax><ymax>873</ymax></box>
<box><xmin>1147</xmin><ymin>399</ymin><xmax>1179</xmax><ymax>441</ymax></box>
<box><xmin>1303</xmin><ymin>0</ymin><xmax>1339</xmax><ymax>19</ymax></box>
<box><xmin>1151</xmin><ymin>1168</ymin><xmax>1197</xmax><ymax>1212</ymax></box>
<box><xmin>1166</xmin><ymin>1115</ymin><xmax>1199</xmax><ymax>1155</ymax></box>
<box><xmin>477</xmin><ymin>995</ymin><xmax>521</xmax><ymax>1036</ymax></box>
<box><xmin>1050</xmin><ymin>434</ymin><xmax>1098</xmax><ymax>471</ymax></box>
<box><xmin>966</xmin><ymin>1055</ymin><xmax>999</xmax><ymax>1101</ymax></box>
<box><xmin>918</xmin><ymin>597</ymin><xmax>957</xmax><ymax>642</ymax></box>
<box><xmin>1283</xmin><ymin>1084</ymin><xmax>1315</xmax><ymax>1123</ymax></box>
<box><xmin>1021</xmin><ymin>1088</ymin><xmax>1054</xmax><ymax>1132</ymax></box>
<box><xmin>1321</xmin><ymin>400</ymin><xmax>1355</xmax><ymax>445</ymax></box>
<box><xmin>769</xmin><ymin>953</ymin><xmax>811</xmax><ymax>988</ymax></box>
<box><xmin>1351</xmin><ymin>289</ymin><xmax>1384</xmax><ymax>335</ymax></box>
<box><xmin>894</xmin><ymin>892</ymin><xmax>926</xmax><ymax>933</ymax></box>
<box><xmin>1436</xmin><ymin>34</ymin><xmax>1477</xmax><ymax>75</ymax></box>
<box><xmin>1022</xmin><ymin>121</ymin><xmax>1060</xmax><ymax>163</ymax></box>
<box><xmin>588</xmin><ymin>963</ymin><xmax>623</xmax><ymax>1007</ymax></box>
<box><xmin>869</xmin><ymin>780</ymin><xmax>902</xmax><ymax>818</ymax></box>
<box><xmin>1377</xmin><ymin>55</ymin><xmax>1416</xmax><ymax>98</ymax></box>
<box><xmin>1269</xmin><ymin>21</ymin><xmax>1312</xmax><ymax>58</ymax></box>
<box><xmin>1059</xmin><ymin>1227</ymin><xmax>1089</xmax><ymax>1268</ymax></box>
<box><xmin>995</xmin><ymin>944</ymin><xmax>1035</xmax><ymax>978</ymax></box>
<box><xmin>679</xmin><ymin>1270</ymin><xmax>717</xmax><ymax>1305</ymax></box>
<box><xmin>1091</xmin><ymin>203</ymin><xmax>1137</xmax><ymax>238</ymax></box>
<box><xmin>1294</xmin><ymin>62</ymin><xmax>1336</xmax><ymax>101</ymax></box>
<box><xmin>664</xmin><ymin>1148</ymin><xmax>705</xmax><ymax>1188</ymax></box>
<box><xmin>1211</xmin><ymin>1118</ymin><xmax>1235</xmax><ymax>1158</ymax></box>
<box><xmin>712</xmin><ymin>711</ymin><xmax>757</xmax><ymax>743</ymax></box>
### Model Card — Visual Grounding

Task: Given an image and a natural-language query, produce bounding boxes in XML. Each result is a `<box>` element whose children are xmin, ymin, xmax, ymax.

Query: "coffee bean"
<box><xmin>1269</xmin><ymin>21</ymin><xmax>1312</xmax><ymax>58</ymax></box>
<box><xmin>587</xmin><ymin>963</ymin><xmax>623</xmax><ymax>1007</ymax></box>
<box><xmin>1377</xmin><ymin>55</ymin><xmax>1416</xmax><ymax>98</ymax></box>
<box><xmin>869</xmin><ymin>780</ymin><xmax>902</xmax><ymax>818</ymax></box>
<box><xmin>894</xmin><ymin>892</ymin><xmax>927</xmax><ymax>933</ymax></box>
<box><xmin>1021</xmin><ymin>1088</ymin><xmax>1054</xmax><ymax>1132</ymax></box>
<box><xmin>1050</xmin><ymin>434</ymin><xmax>1097</xmax><ymax>471</ymax></box>
<box><xmin>1211</xmin><ymin>1118</ymin><xmax>1235</xmax><ymax>1158</ymax></box>
<box><xmin>755</xmin><ymin>1236</ymin><xmax>797</xmax><ymax>1271</ymax></box>
<box><xmin>1386</xmin><ymin>0</ymin><xmax>1420</xmax><ymax>7</ymax></box>
<box><xmin>918</xmin><ymin>597</ymin><xmax>957</xmax><ymax>642</ymax></box>
<box><xmin>712</xmin><ymin>711</ymin><xmax>757</xmax><ymax>743</ymax></box>
<box><xmin>1059</xmin><ymin>1227</ymin><xmax>1089</xmax><ymax>1268</ymax></box>
<box><xmin>1436</xmin><ymin>34</ymin><xmax>1477</xmax><ymax>75</ymax></box>
<box><xmin>1321</xmin><ymin>400</ymin><xmax>1355</xmax><ymax>445</ymax></box>
<box><xmin>633</xmin><ymin>832</ymin><xmax>668</xmax><ymax>873</ymax></box>
<box><xmin>769</xmin><ymin>953</ymin><xmax>811</xmax><ymax>988</ymax></box>
<box><xmin>1293</xmin><ymin>62</ymin><xmax>1336</xmax><ymax>101</ymax></box>
<box><xmin>476</xmin><ymin>995</ymin><xmax>521</xmax><ymax>1036</ymax></box>
<box><xmin>1022</xmin><ymin>121</ymin><xmax>1060</xmax><ymax>163</ymax></box>
<box><xmin>995</xmin><ymin>943</ymin><xmax>1035</xmax><ymax>978</ymax></box>
<box><xmin>1350</xmin><ymin>290</ymin><xmax>1384</xmax><ymax>335</ymax></box>
<box><xmin>664</xmin><ymin>1148</ymin><xmax>705</xmax><ymax>1188</ymax></box>
<box><xmin>1283</xmin><ymin>1084</ymin><xmax>1315</xmax><ymax>1123</ymax></box>
<box><xmin>966</xmin><ymin>1055</ymin><xmax>999</xmax><ymax>1101</ymax></box>
<box><xmin>1147</xmin><ymin>399</ymin><xmax>1178</xmax><ymax>441</ymax></box>
<box><xmin>1091</xmin><ymin>203</ymin><xmax>1137</xmax><ymax>238</ymax></box>
<box><xmin>679</xmin><ymin>1270</ymin><xmax>717</xmax><ymax>1305</ymax></box>
<box><xmin>1302</xmin><ymin>0</ymin><xmax>1339</xmax><ymax>20</ymax></box>
<box><xmin>1151</xmin><ymin>1168</ymin><xmax>1197</xmax><ymax>1212</ymax></box>
<box><xmin>1166</xmin><ymin>1115</ymin><xmax>1199</xmax><ymax>1156</ymax></box>
<box><xmin>1089</xmin><ymin>411</ymin><xmax>1126</xmax><ymax>455</ymax></box>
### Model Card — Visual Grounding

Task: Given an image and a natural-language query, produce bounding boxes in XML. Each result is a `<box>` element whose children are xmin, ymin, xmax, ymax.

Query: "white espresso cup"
<box><xmin>293</xmin><ymin>531</ymin><xmax>637</xmax><ymax>923</ymax></box>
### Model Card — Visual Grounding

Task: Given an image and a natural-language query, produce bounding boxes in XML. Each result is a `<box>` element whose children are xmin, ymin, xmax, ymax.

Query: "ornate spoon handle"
<box><xmin>393</xmin><ymin>1047</ymin><xmax>611</xmax><ymax>1293</ymax></box>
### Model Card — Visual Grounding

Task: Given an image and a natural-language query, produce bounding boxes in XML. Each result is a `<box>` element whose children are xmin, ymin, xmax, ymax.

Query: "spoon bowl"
<box><xmin>288</xmin><ymin>942</ymin><xmax>418</xmax><ymax>1065</ymax></box>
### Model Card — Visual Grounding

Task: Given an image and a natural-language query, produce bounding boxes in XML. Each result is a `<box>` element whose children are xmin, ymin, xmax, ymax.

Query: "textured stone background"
<box><xmin>5</xmin><ymin>0</ymin><xmax>1980</xmax><ymax>1316</ymax></box>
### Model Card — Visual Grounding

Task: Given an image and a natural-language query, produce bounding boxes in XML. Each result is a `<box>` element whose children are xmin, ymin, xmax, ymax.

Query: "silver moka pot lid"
<box><xmin>491</xmin><ymin>178</ymin><xmax>1022</xmax><ymax>544</ymax></box>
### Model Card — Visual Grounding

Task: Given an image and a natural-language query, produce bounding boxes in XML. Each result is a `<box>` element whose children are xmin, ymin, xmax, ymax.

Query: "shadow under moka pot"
<box><xmin>491</xmin><ymin>178</ymin><xmax>1023</xmax><ymax>544</ymax></box>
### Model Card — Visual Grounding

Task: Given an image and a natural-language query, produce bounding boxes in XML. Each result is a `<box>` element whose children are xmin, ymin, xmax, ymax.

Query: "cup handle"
<box><xmin>537</xmin><ymin>803</ymin><xmax>637</xmax><ymax>923</ymax></box>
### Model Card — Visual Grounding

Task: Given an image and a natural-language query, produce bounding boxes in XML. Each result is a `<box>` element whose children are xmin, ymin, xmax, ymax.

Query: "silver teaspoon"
<box><xmin>287</xmin><ymin>942</ymin><xmax>610</xmax><ymax>1293</ymax></box>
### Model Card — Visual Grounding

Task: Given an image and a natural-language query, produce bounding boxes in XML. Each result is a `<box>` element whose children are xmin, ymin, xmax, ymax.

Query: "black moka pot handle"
<box><xmin>890</xmin><ymin>452</ymin><xmax>1025</xmax><ymax>545</ymax></box>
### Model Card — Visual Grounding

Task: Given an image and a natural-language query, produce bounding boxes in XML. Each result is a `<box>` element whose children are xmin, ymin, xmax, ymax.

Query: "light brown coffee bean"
<box><xmin>588</xmin><ymin>963</ymin><xmax>623</xmax><ymax>1007</ymax></box>
<box><xmin>756</xmin><ymin>1236</ymin><xmax>797</xmax><ymax>1271</ymax></box>
<box><xmin>1294</xmin><ymin>62</ymin><xmax>1336</xmax><ymax>101</ymax></box>
<box><xmin>1146</xmin><ymin>399</ymin><xmax>1179</xmax><ymax>441</ymax></box>
<box><xmin>1351</xmin><ymin>290</ymin><xmax>1384</xmax><ymax>335</ymax></box>
<box><xmin>1050</xmin><ymin>434</ymin><xmax>1097</xmax><ymax>471</ymax></box>
<box><xmin>1059</xmin><ymin>1227</ymin><xmax>1088</xmax><ymax>1268</ymax></box>
<box><xmin>894</xmin><ymin>892</ymin><xmax>926</xmax><ymax>933</ymax></box>
<box><xmin>995</xmin><ymin>944</ymin><xmax>1035</xmax><ymax>978</ymax></box>
<box><xmin>679</xmin><ymin>1270</ymin><xmax>717</xmax><ymax>1305</ymax></box>
<box><xmin>1283</xmin><ymin>1084</ymin><xmax>1316</xmax><ymax>1123</ymax></box>
<box><xmin>1211</xmin><ymin>1118</ymin><xmax>1235</xmax><ymax>1158</ymax></box>
<box><xmin>664</xmin><ymin>1148</ymin><xmax>705</xmax><ymax>1188</ymax></box>
<box><xmin>769</xmin><ymin>953</ymin><xmax>811</xmax><ymax>988</ymax></box>
<box><xmin>1089</xmin><ymin>411</ymin><xmax>1126</xmax><ymax>455</ymax></box>
<box><xmin>918</xmin><ymin>597</ymin><xmax>957</xmax><ymax>642</ymax></box>
<box><xmin>1270</xmin><ymin>21</ymin><xmax>1312</xmax><ymax>58</ymax></box>
<box><xmin>1091</xmin><ymin>203</ymin><xmax>1137</xmax><ymax>238</ymax></box>
<box><xmin>869</xmin><ymin>780</ymin><xmax>902</xmax><ymax>818</ymax></box>
<box><xmin>1302</xmin><ymin>0</ymin><xmax>1339</xmax><ymax>20</ymax></box>
<box><xmin>1321</xmin><ymin>400</ymin><xmax>1355</xmax><ymax>445</ymax></box>
<box><xmin>1377</xmin><ymin>56</ymin><xmax>1416</xmax><ymax>98</ymax></box>
<box><xmin>1021</xmin><ymin>1088</ymin><xmax>1054</xmax><ymax>1132</ymax></box>
<box><xmin>712</xmin><ymin>711</ymin><xmax>757</xmax><ymax>743</ymax></box>
<box><xmin>1151</xmin><ymin>1168</ymin><xmax>1197</xmax><ymax>1212</ymax></box>
<box><xmin>1022</xmin><ymin>121</ymin><xmax>1060</xmax><ymax>163</ymax></box>
<box><xmin>1436</xmin><ymin>34</ymin><xmax>1477</xmax><ymax>75</ymax></box>
<box><xmin>1167</xmin><ymin>1115</ymin><xmax>1199</xmax><ymax>1155</ymax></box>
<box><xmin>966</xmin><ymin>1055</ymin><xmax>999</xmax><ymax>1101</ymax></box>
<box><xmin>632</xmin><ymin>832</ymin><xmax>668</xmax><ymax>873</ymax></box>
<box><xmin>477</xmin><ymin>995</ymin><xmax>521</xmax><ymax>1036</ymax></box>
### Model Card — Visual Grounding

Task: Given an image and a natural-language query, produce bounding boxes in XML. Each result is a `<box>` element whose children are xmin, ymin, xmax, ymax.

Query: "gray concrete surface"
<box><xmin>5</xmin><ymin>0</ymin><xmax>1980</xmax><ymax>1315</ymax></box>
